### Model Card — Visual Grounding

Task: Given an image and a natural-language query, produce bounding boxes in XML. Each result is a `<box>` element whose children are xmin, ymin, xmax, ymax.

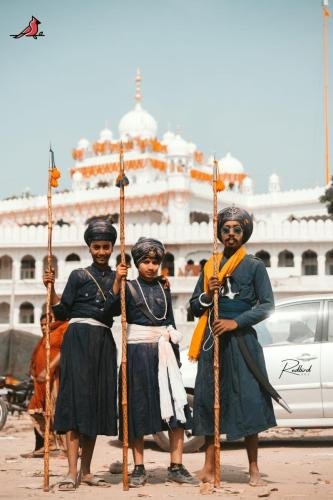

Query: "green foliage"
<box><xmin>319</xmin><ymin>176</ymin><xmax>333</xmax><ymax>215</ymax></box>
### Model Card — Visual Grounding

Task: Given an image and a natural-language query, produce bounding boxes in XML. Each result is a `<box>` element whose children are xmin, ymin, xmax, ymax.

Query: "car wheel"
<box><xmin>0</xmin><ymin>397</ymin><xmax>8</xmax><ymax>431</ymax></box>
<box><xmin>153</xmin><ymin>392</ymin><xmax>205</xmax><ymax>453</ymax></box>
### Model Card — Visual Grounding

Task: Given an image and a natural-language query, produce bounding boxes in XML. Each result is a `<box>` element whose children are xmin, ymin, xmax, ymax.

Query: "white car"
<box><xmin>180</xmin><ymin>295</ymin><xmax>333</xmax><ymax>428</ymax></box>
<box><xmin>154</xmin><ymin>295</ymin><xmax>333</xmax><ymax>452</ymax></box>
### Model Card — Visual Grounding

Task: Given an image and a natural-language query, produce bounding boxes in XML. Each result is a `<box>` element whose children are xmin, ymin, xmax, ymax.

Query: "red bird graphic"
<box><xmin>11</xmin><ymin>16</ymin><xmax>44</xmax><ymax>39</ymax></box>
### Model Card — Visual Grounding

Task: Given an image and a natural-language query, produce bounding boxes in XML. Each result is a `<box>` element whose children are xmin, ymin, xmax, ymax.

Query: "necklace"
<box><xmin>135</xmin><ymin>278</ymin><xmax>167</xmax><ymax>321</ymax></box>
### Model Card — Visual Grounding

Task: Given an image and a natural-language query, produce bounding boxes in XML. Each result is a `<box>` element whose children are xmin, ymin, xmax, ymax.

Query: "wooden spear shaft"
<box><xmin>119</xmin><ymin>143</ymin><xmax>129</xmax><ymax>491</ymax></box>
<box><xmin>213</xmin><ymin>158</ymin><xmax>221</xmax><ymax>488</ymax></box>
<box><xmin>43</xmin><ymin>154</ymin><xmax>53</xmax><ymax>492</ymax></box>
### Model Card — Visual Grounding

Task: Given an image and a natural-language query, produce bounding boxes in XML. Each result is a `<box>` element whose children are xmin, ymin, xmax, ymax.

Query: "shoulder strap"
<box><xmin>84</xmin><ymin>268</ymin><xmax>106</xmax><ymax>301</ymax></box>
<box><xmin>127</xmin><ymin>281</ymin><xmax>160</xmax><ymax>325</ymax></box>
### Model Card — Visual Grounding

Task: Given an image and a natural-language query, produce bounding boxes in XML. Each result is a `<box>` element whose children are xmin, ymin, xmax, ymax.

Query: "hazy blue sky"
<box><xmin>1</xmin><ymin>0</ymin><xmax>332</xmax><ymax>198</ymax></box>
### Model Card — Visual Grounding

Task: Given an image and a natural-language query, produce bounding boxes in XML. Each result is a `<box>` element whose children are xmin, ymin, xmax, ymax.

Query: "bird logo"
<box><xmin>10</xmin><ymin>16</ymin><xmax>45</xmax><ymax>39</ymax></box>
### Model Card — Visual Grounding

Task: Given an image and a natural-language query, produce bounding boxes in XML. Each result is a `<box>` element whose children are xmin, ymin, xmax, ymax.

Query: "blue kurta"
<box><xmin>190</xmin><ymin>254</ymin><xmax>277</xmax><ymax>440</ymax></box>
<box><xmin>53</xmin><ymin>263</ymin><xmax>120</xmax><ymax>437</ymax></box>
<box><xmin>118</xmin><ymin>277</ymin><xmax>191</xmax><ymax>442</ymax></box>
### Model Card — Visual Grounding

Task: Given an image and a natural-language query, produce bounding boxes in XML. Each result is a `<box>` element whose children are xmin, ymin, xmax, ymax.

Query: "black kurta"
<box><xmin>190</xmin><ymin>254</ymin><xmax>277</xmax><ymax>441</ymax></box>
<box><xmin>53</xmin><ymin>263</ymin><xmax>120</xmax><ymax>437</ymax></box>
<box><xmin>118</xmin><ymin>277</ymin><xmax>191</xmax><ymax>442</ymax></box>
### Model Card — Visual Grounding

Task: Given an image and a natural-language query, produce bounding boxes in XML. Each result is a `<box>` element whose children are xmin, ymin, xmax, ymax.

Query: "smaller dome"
<box><xmin>242</xmin><ymin>176</ymin><xmax>253</xmax><ymax>194</ymax></box>
<box><xmin>162</xmin><ymin>131</ymin><xmax>175</xmax><ymax>145</ymax></box>
<box><xmin>72</xmin><ymin>171</ymin><xmax>83</xmax><ymax>181</ymax></box>
<box><xmin>77</xmin><ymin>138</ymin><xmax>90</xmax><ymax>150</ymax></box>
<box><xmin>99</xmin><ymin>127</ymin><xmax>113</xmax><ymax>142</ymax></box>
<box><xmin>219</xmin><ymin>152</ymin><xmax>244</xmax><ymax>174</ymax></box>
<box><xmin>167</xmin><ymin>134</ymin><xmax>190</xmax><ymax>157</ymax></box>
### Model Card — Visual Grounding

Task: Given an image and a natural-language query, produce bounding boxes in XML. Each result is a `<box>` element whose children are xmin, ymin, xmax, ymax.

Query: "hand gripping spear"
<box><xmin>44</xmin><ymin>147</ymin><xmax>61</xmax><ymax>492</ymax></box>
<box><xmin>212</xmin><ymin>158</ymin><xmax>224</xmax><ymax>488</ymax></box>
<box><xmin>116</xmin><ymin>142</ymin><xmax>130</xmax><ymax>491</ymax></box>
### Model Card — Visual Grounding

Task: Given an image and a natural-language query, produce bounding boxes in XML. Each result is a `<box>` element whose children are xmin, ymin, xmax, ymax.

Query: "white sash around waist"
<box><xmin>69</xmin><ymin>317</ymin><xmax>109</xmax><ymax>329</ymax></box>
<box><xmin>127</xmin><ymin>324</ymin><xmax>187</xmax><ymax>423</ymax></box>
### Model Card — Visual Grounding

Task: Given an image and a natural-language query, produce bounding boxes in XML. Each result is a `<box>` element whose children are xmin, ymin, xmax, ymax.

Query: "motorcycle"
<box><xmin>0</xmin><ymin>376</ymin><xmax>34</xmax><ymax>430</ymax></box>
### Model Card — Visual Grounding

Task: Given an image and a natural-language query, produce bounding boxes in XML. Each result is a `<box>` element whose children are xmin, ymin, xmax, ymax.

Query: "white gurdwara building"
<box><xmin>0</xmin><ymin>70</ymin><xmax>332</xmax><ymax>335</ymax></box>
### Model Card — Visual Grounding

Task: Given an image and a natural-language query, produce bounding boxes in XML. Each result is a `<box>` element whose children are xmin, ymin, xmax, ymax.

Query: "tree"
<box><xmin>319</xmin><ymin>176</ymin><xmax>333</xmax><ymax>215</ymax></box>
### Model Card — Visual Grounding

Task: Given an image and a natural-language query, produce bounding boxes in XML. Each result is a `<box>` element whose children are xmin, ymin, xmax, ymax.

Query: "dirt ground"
<box><xmin>0</xmin><ymin>414</ymin><xmax>332</xmax><ymax>500</ymax></box>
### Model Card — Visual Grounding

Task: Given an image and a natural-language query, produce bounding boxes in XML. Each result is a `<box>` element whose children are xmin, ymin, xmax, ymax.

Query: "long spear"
<box><xmin>116</xmin><ymin>142</ymin><xmax>129</xmax><ymax>491</ymax></box>
<box><xmin>323</xmin><ymin>0</ymin><xmax>331</xmax><ymax>184</ymax></box>
<box><xmin>212</xmin><ymin>158</ymin><xmax>222</xmax><ymax>488</ymax></box>
<box><xmin>44</xmin><ymin>147</ymin><xmax>61</xmax><ymax>491</ymax></box>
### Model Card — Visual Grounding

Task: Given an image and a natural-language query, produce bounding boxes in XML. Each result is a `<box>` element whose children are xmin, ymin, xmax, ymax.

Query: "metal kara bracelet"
<box><xmin>198</xmin><ymin>292</ymin><xmax>213</xmax><ymax>307</ymax></box>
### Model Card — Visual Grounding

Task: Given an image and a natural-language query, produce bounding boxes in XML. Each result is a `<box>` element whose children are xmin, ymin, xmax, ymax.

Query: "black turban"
<box><xmin>131</xmin><ymin>237</ymin><xmax>165</xmax><ymax>267</ymax></box>
<box><xmin>84</xmin><ymin>219</ymin><xmax>117</xmax><ymax>246</ymax></box>
<box><xmin>217</xmin><ymin>206</ymin><xmax>253</xmax><ymax>244</ymax></box>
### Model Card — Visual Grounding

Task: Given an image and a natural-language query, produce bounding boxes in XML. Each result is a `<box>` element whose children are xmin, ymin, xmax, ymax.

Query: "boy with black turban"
<box><xmin>189</xmin><ymin>207</ymin><xmax>276</xmax><ymax>487</ymax></box>
<box><xmin>43</xmin><ymin>218</ymin><xmax>127</xmax><ymax>490</ymax></box>
<box><xmin>115</xmin><ymin>237</ymin><xmax>198</xmax><ymax>487</ymax></box>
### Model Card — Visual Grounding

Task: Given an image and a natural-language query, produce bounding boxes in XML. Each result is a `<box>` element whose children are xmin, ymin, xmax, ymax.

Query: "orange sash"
<box><xmin>188</xmin><ymin>246</ymin><xmax>247</xmax><ymax>361</ymax></box>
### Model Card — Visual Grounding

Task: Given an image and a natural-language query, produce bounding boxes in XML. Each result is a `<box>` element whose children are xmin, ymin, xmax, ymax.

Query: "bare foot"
<box><xmin>200</xmin><ymin>482</ymin><xmax>214</xmax><ymax>495</ymax></box>
<box><xmin>249</xmin><ymin>470</ymin><xmax>266</xmax><ymax>487</ymax></box>
<box><xmin>197</xmin><ymin>467</ymin><xmax>214</xmax><ymax>483</ymax></box>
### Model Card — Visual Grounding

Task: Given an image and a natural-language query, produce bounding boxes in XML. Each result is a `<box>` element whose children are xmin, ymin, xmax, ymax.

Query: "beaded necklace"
<box><xmin>135</xmin><ymin>278</ymin><xmax>167</xmax><ymax>321</ymax></box>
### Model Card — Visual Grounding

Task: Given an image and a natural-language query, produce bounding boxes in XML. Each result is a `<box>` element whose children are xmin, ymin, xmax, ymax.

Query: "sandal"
<box><xmin>81</xmin><ymin>475</ymin><xmax>110</xmax><ymax>487</ymax></box>
<box><xmin>58</xmin><ymin>476</ymin><xmax>76</xmax><ymax>491</ymax></box>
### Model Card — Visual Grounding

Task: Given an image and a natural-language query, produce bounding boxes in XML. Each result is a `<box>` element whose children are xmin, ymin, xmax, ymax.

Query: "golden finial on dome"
<box><xmin>135</xmin><ymin>68</ymin><xmax>141</xmax><ymax>103</ymax></box>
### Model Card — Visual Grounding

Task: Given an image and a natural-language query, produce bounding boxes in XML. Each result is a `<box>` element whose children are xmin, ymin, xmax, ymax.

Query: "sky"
<box><xmin>1</xmin><ymin>0</ymin><xmax>332</xmax><ymax>199</ymax></box>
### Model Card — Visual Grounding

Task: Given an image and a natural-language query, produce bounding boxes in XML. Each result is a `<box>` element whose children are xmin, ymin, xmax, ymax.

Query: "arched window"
<box><xmin>0</xmin><ymin>302</ymin><xmax>10</xmax><ymax>323</ymax></box>
<box><xmin>189</xmin><ymin>211</ymin><xmax>209</xmax><ymax>224</ymax></box>
<box><xmin>325</xmin><ymin>250</ymin><xmax>333</xmax><ymax>275</ymax></box>
<box><xmin>255</xmin><ymin>250</ymin><xmax>271</xmax><ymax>267</ymax></box>
<box><xmin>19</xmin><ymin>302</ymin><xmax>34</xmax><ymax>324</ymax></box>
<box><xmin>161</xmin><ymin>252</ymin><xmax>175</xmax><ymax>277</ymax></box>
<box><xmin>0</xmin><ymin>255</ymin><xmax>12</xmax><ymax>279</ymax></box>
<box><xmin>302</xmin><ymin>250</ymin><xmax>318</xmax><ymax>275</ymax></box>
<box><xmin>43</xmin><ymin>255</ymin><xmax>58</xmax><ymax>278</ymax></box>
<box><xmin>20</xmin><ymin>255</ymin><xmax>35</xmax><ymax>279</ymax></box>
<box><xmin>278</xmin><ymin>250</ymin><xmax>294</xmax><ymax>267</ymax></box>
<box><xmin>65</xmin><ymin>253</ymin><xmax>81</xmax><ymax>262</ymax></box>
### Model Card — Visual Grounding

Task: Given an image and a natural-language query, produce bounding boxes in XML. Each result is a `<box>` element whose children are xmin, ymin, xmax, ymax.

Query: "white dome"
<box><xmin>162</xmin><ymin>131</ymin><xmax>175</xmax><ymax>145</ymax></box>
<box><xmin>167</xmin><ymin>134</ymin><xmax>191</xmax><ymax>157</ymax></box>
<box><xmin>72</xmin><ymin>171</ymin><xmax>83</xmax><ymax>181</ymax></box>
<box><xmin>219</xmin><ymin>152</ymin><xmax>244</xmax><ymax>174</ymax></box>
<box><xmin>119</xmin><ymin>102</ymin><xmax>157</xmax><ymax>140</ymax></box>
<box><xmin>77</xmin><ymin>138</ymin><xmax>90</xmax><ymax>150</ymax></box>
<box><xmin>242</xmin><ymin>176</ymin><xmax>253</xmax><ymax>194</ymax></box>
<box><xmin>99</xmin><ymin>127</ymin><xmax>113</xmax><ymax>142</ymax></box>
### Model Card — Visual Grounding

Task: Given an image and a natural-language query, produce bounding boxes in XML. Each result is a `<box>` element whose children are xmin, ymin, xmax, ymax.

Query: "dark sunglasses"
<box><xmin>221</xmin><ymin>225</ymin><xmax>243</xmax><ymax>235</ymax></box>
